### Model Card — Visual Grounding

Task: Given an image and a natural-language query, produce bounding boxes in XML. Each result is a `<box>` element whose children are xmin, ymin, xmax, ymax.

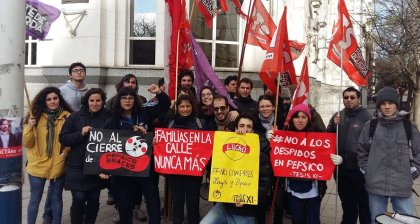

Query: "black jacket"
<box><xmin>234</xmin><ymin>96</ymin><xmax>258</xmax><ymax>116</ymax></box>
<box><xmin>327</xmin><ymin>106</ymin><xmax>372</xmax><ymax>169</ymax></box>
<box><xmin>225</xmin><ymin>134</ymin><xmax>273</xmax><ymax>216</ymax></box>
<box><xmin>59</xmin><ymin>107</ymin><xmax>113</xmax><ymax>191</ymax></box>
<box><xmin>113</xmin><ymin>92</ymin><xmax>170</xmax><ymax>132</ymax></box>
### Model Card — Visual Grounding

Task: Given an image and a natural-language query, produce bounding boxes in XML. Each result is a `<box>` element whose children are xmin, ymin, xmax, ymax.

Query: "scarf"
<box><xmin>215</xmin><ymin>112</ymin><xmax>233</xmax><ymax>131</ymax></box>
<box><xmin>259</xmin><ymin>113</ymin><xmax>274</xmax><ymax>131</ymax></box>
<box><xmin>46</xmin><ymin>107</ymin><xmax>63</xmax><ymax>158</ymax></box>
<box><xmin>174</xmin><ymin>114</ymin><xmax>194</xmax><ymax>128</ymax></box>
<box><xmin>201</xmin><ymin>105</ymin><xmax>214</xmax><ymax>117</ymax></box>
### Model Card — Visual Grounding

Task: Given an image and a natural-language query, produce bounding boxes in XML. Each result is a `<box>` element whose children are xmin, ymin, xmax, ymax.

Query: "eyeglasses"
<box><xmin>344</xmin><ymin>96</ymin><xmax>357</xmax><ymax>100</ymax></box>
<box><xmin>71</xmin><ymin>69</ymin><xmax>85</xmax><ymax>73</ymax></box>
<box><xmin>214</xmin><ymin>106</ymin><xmax>227</xmax><ymax>111</ymax></box>
<box><xmin>120</xmin><ymin>96</ymin><xmax>135</xmax><ymax>101</ymax></box>
<box><xmin>201</xmin><ymin>92</ymin><xmax>212</xmax><ymax>97</ymax></box>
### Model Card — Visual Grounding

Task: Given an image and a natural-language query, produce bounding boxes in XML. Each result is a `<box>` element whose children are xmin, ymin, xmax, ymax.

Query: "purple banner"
<box><xmin>26</xmin><ymin>0</ymin><xmax>61</xmax><ymax>40</ymax></box>
<box><xmin>189</xmin><ymin>31</ymin><xmax>237</xmax><ymax>109</ymax></box>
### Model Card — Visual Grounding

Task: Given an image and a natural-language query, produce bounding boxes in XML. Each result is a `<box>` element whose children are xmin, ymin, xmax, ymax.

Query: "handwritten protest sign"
<box><xmin>270</xmin><ymin>130</ymin><xmax>336</xmax><ymax>180</ymax></box>
<box><xmin>208</xmin><ymin>131</ymin><xmax>260</xmax><ymax>205</ymax></box>
<box><xmin>154</xmin><ymin>128</ymin><xmax>213</xmax><ymax>176</ymax></box>
<box><xmin>83</xmin><ymin>129</ymin><xmax>153</xmax><ymax>177</ymax></box>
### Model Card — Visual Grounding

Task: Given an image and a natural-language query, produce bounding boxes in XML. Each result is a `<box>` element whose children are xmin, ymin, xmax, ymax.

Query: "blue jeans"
<box><xmin>70</xmin><ymin>189</ymin><xmax>101</xmax><ymax>224</ymax></box>
<box><xmin>27</xmin><ymin>174</ymin><xmax>64</xmax><ymax>224</ymax></box>
<box><xmin>200</xmin><ymin>203</ymin><xmax>255</xmax><ymax>224</ymax></box>
<box><xmin>368</xmin><ymin>193</ymin><xmax>414</xmax><ymax>224</ymax></box>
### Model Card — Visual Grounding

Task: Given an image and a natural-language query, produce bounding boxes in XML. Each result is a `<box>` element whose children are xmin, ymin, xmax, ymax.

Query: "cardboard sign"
<box><xmin>270</xmin><ymin>130</ymin><xmax>336</xmax><ymax>180</ymax></box>
<box><xmin>153</xmin><ymin>128</ymin><xmax>213</xmax><ymax>176</ymax></box>
<box><xmin>83</xmin><ymin>129</ymin><xmax>153</xmax><ymax>177</ymax></box>
<box><xmin>208</xmin><ymin>132</ymin><xmax>260</xmax><ymax>205</ymax></box>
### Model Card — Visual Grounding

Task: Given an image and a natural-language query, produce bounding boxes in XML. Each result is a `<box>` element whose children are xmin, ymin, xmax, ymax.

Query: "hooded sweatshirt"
<box><xmin>59</xmin><ymin>80</ymin><xmax>88</xmax><ymax>111</ymax></box>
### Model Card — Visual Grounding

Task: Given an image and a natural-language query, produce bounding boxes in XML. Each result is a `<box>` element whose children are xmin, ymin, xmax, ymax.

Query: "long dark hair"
<box><xmin>115</xmin><ymin>74</ymin><xmax>139</xmax><ymax>93</ymax></box>
<box><xmin>111</xmin><ymin>87</ymin><xmax>141</xmax><ymax>118</ymax></box>
<box><xmin>25</xmin><ymin>86</ymin><xmax>73</xmax><ymax>123</ymax></box>
<box><xmin>199</xmin><ymin>86</ymin><xmax>215</xmax><ymax>105</ymax></box>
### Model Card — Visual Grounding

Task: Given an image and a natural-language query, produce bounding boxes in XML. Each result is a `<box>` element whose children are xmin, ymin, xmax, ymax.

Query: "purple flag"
<box><xmin>26</xmin><ymin>0</ymin><xmax>61</xmax><ymax>40</ymax></box>
<box><xmin>189</xmin><ymin>32</ymin><xmax>237</xmax><ymax>109</ymax></box>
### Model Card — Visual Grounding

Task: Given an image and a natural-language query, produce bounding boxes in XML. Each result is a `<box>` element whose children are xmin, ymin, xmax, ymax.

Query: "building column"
<box><xmin>0</xmin><ymin>0</ymin><xmax>25</xmax><ymax>223</ymax></box>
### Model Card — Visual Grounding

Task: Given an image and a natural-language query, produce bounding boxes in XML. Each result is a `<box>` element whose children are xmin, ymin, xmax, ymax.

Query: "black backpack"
<box><xmin>369</xmin><ymin>118</ymin><xmax>412</xmax><ymax>148</ymax></box>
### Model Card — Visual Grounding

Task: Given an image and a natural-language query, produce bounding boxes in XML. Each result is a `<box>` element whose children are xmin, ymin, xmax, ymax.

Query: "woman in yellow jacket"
<box><xmin>23</xmin><ymin>86</ymin><xmax>73</xmax><ymax>224</ymax></box>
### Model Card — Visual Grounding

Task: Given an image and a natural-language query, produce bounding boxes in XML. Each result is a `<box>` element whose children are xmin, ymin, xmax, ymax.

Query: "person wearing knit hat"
<box><xmin>268</xmin><ymin>103</ymin><xmax>342</xmax><ymax>224</ymax></box>
<box><xmin>375</xmin><ymin>86</ymin><xmax>400</xmax><ymax>109</ymax></box>
<box><xmin>358</xmin><ymin>86</ymin><xmax>420</xmax><ymax>223</ymax></box>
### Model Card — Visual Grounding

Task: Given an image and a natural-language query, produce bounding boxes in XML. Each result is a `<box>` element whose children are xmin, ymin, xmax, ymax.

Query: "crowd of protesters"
<box><xmin>22</xmin><ymin>62</ymin><xmax>420</xmax><ymax>224</ymax></box>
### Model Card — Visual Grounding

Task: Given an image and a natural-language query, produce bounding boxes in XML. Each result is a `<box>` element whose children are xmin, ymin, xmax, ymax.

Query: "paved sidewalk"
<box><xmin>21</xmin><ymin>171</ymin><xmax>420</xmax><ymax>224</ymax></box>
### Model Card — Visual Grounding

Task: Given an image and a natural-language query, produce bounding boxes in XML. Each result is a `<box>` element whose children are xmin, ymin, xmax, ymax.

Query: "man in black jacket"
<box><xmin>327</xmin><ymin>87</ymin><xmax>372</xmax><ymax>224</ymax></box>
<box><xmin>233</xmin><ymin>78</ymin><xmax>258</xmax><ymax>116</ymax></box>
<box><xmin>201</xmin><ymin>114</ymin><xmax>272</xmax><ymax>224</ymax></box>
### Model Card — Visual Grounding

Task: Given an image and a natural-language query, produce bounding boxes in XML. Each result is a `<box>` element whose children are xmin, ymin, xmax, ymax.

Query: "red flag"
<box><xmin>166</xmin><ymin>0</ymin><xmax>193</xmax><ymax>100</ymax></box>
<box><xmin>196</xmin><ymin>0</ymin><xmax>217</xmax><ymax>27</ymax></box>
<box><xmin>284</xmin><ymin>57</ymin><xmax>309</xmax><ymax>127</ymax></box>
<box><xmin>246</xmin><ymin>0</ymin><xmax>276</xmax><ymax>50</ymax></box>
<box><xmin>258</xmin><ymin>7</ymin><xmax>297</xmax><ymax>96</ymax></box>
<box><xmin>219</xmin><ymin>0</ymin><xmax>228</xmax><ymax>11</ymax></box>
<box><xmin>327</xmin><ymin>0</ymin><xmax>371</xmax><ymax>86</ymax></box>
<box><xmin>289</xmin><ymin>40</ymin><xmax>306</xmax><ymax>60</ymax></box>
<box><xmin>230</xmin><ymin>0</ymin><xmax>247</xmax><ymax>17</ymax></box>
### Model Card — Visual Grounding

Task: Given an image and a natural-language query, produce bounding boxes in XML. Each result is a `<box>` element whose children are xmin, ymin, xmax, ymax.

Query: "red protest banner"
<box><xmin>270</xmin><ymin>130</ymin><xmax>336</xmax><ymax>181</ymax></box>
<box><xmin>154</xmin><ymin>128</ymin><xmax>214</xmax><ymax>176</ymax></box>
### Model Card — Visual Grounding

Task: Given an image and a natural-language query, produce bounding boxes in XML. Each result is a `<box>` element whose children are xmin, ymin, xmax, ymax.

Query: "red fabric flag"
<box><xmin>196</xmin><ymin>0</ymin><xmax>217</xmax><ymax>27</ymax></box>
<box><xmin>246</xmin><ymin>0</ymin><xmax>276</xmax><ymax>50</ymax></box>
<box><xmin>284</xmin><ymin>57</ymin><xmax>309</xmax><ymax>127</ymax></box>
<box><xmin>327</xmin><ymin>0</ymin><xmax>371</xmax><ymax>87</ymax></box>
<box><xmin>289</xmin><ymin>40</ymin><xmax>306</xmax><ymax>60</ymax></box>
<box><xmin>166</xmin><ymin>0</ymin><xmax>193</xmax><ymax>100</ymax></box>
<box><xmin>219</xmin><ymin>0</ymin><xmax>228</xmax><ymax>11</ymax></box>
<box><xmin>258</xmin><ymin>7</ymin><xmax>297</xmax><ymax>96</ymax></box>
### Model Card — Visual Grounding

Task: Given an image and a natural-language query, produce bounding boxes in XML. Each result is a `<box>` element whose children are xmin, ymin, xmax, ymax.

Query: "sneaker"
<box><xmin>134</xmin><ymin>207</ymin><xmax>148</xmax><ymax>222</ymax></box>
<box><xmin>107</xmin><ymin>195</ymin><xmax>115</xmax><ymax>205</ymax></box>
<box><xmin>112</xmin><ymin>214</ymin><xmax>120</xmax><ymax>223</ymax></box>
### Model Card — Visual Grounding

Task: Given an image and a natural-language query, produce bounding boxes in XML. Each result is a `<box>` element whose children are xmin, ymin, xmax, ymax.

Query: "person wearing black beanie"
<box><xmin>358</xmin><ymin>86</ymin><xmax>420</xmax><ymax>223</ymax></box>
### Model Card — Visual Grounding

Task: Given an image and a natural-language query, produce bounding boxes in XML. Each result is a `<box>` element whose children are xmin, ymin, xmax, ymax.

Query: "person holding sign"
<box><xmin>201</xmin><ymin>114</ymin><xmax>273</xmax><ymax>224</ymax></box>
<box><xmin>281</xmin><ymin>104</ymin><xmax>342</xmax><ymax>224</ymax></box>
<box><xmin>165</xmin><ymin>95</ymin><xmax>205</xmax><ymax>224</ymax></box>
<box><xmin>59</xmin><ymin>88</ymin><xmax>113</xmax><ymax>224</ymax></box>
<box><xmin>23</xmin><ymin>87</ymin><xmax>73</xmax><ymax>224</ymax></box>
<box><xmin>110</xmin><ymin>85</ymin><xmax>170</xmax><ymax>224</ymax></box>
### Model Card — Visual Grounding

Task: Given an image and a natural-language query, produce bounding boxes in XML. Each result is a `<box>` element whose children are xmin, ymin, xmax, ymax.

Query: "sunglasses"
<box><xmin>344</xmin><ymin>96</ymin><xmax>357</xmax><ymax>100</ymax></box>
<box><xmin>214</xmin><ymin>106</ymin><xmax>227</xmax><ymax>111</ymax></box>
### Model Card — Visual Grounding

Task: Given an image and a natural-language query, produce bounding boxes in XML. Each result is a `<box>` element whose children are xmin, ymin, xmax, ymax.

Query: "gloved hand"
<box><xmin>266</xmin><ymin>130</ymin><xmax>274</xmax><ymax>141</ymax></box>
<box><xmin>330</xmin><ymin>154</ymin><xmax>343</xmax><ymax>165</ymax></box>
<box><xmin>411</xmin><ymin>166</ymin><xmax>420</xmax><ymax>180</ymax></box>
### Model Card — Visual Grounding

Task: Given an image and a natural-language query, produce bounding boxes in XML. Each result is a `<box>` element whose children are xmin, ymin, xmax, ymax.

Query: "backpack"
<box><xmin>369</xmin><ymin>118</ymin><xmax>412</xmax><ymax>148</ymax></box>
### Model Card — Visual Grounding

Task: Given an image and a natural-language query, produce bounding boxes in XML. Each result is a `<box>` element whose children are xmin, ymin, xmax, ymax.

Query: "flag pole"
<box><xmin>335</xmin><ymin>5</ymin><xmax>345</xmax><ymax>224</ymax></box>
<box><xmin>174</xmin><ymin>0</ymin><xmax>185</xmax><ymax>113</ymax></box>
<box><xmin>237</xmin><ymin>0</ymin><xmax>255</xmax><ymax>82</ymax></box>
